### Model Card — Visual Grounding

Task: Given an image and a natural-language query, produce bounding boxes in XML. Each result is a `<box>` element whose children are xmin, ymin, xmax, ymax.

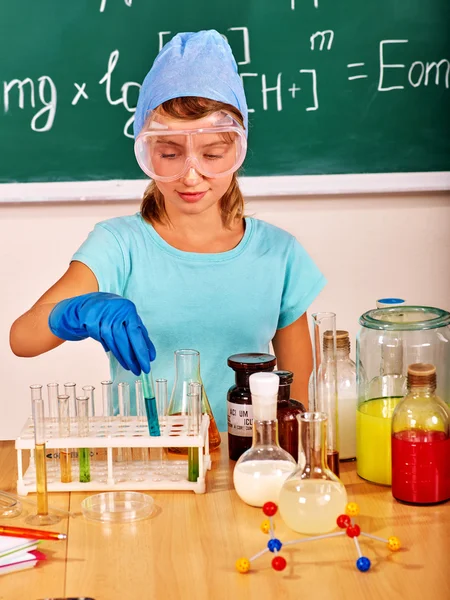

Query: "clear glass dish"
<box><xmin>81</xmin><ymin>491</ymin><xmax>155</xmax><ymax>523</ymax></box>
<box><xmin>0</xmin><ymin>492</ymin><xmax>22</xmax><ymax>518</ymax></box>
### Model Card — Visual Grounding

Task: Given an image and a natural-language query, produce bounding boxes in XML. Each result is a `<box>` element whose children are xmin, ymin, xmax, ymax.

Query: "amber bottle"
<box><xmin>275</xmin><ymin>370</ymin><xmax>305</xmax><ymax>460</ymax></box>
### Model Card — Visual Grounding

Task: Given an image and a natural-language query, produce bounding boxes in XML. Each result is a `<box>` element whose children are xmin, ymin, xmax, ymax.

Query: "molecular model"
<box><xmin>235</xmin><ymin>501</ymin><xmax>401</xmax><ymax>574</ymax></box>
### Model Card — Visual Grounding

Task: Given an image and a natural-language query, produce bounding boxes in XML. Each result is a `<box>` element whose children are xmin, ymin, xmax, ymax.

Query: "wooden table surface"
<box><xmin>0</xmin><ymin>435</ymin><xmax>449</xmax><ymax>600</ymax></box>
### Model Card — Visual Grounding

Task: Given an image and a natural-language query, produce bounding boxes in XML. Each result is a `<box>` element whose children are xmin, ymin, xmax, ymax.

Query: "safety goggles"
<box><xmin>134</xmin><ymin>111</ymin><xmax>247</xmax><ymax>182</ymax></box>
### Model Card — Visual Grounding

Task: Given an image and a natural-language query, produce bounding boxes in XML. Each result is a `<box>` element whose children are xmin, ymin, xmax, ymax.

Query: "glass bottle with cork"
<box><xmin>275</xmin><ymin>370</ymin><xmax>305</xmax><ymax>460</ymax></box>
<box><xmin>324</xmin><ymin>331</ymin><xmax>357</xmax><ymax>461</ymax></box>
<box><xmin>392</xmin><ymin>363</ymin><xmax>449</xmax><ymax>505</ymax></box>
<box><xmin>227</xmin><ymin>353</ymin><xmax>276</xmax><ymax>461</ymax></box>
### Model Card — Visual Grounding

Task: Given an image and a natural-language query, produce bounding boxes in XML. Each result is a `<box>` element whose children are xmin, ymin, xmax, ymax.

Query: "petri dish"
<box><xmin>0</xmin><ymin>492</ymin><xmax>22</xmax><ymax>518</ymax></box>
<box><xmin>81</xmin><ymin>491</ymin><xmax>154</xmax><ymax>523</ymax></box>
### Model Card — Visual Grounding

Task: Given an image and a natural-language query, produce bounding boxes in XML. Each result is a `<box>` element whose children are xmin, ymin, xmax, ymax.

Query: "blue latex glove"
<box><xmin>48</xmin><ymin>292</ymin><xmax>156</xmax><ymax>376</ymax></box>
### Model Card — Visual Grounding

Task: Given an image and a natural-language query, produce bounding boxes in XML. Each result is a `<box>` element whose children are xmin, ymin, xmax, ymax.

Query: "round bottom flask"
<box><xmin>233</xmin><ymin>373</ymin><xmax>296</xmax><ymax>507</ymax></box>
<box><xmin>279</xmin><ymin>412</ymin><xmax>347</xmax><ymax>534</ymax></box>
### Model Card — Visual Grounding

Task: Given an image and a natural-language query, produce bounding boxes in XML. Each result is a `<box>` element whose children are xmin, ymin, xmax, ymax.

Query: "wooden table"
<box><xmin>0</xmin><ymin>436</ymin><xmax>449</xmax><ymax>600</ymax></box>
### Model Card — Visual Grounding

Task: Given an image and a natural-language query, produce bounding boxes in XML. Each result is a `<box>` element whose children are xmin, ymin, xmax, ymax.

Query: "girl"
<box><xmin>10</xmin><ymin>30</ymin><xmax>326</xmax><ymax>436</ymax></box>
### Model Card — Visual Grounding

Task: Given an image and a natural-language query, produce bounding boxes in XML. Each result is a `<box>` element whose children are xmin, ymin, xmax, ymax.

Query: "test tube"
<box><xmin>155</xmin><ymin>379</ymin><xmax>169</xmax><ymax>472</ymax></box>
<box><xmin>142</xmin><ymin>373</ymin><xmax>160</xmax><ymax>436</ymax></box>
<box><xmin>312</xmin><ymin>312</ymin><xmax>340</xmax><ymax>476</ymax></box>
<box><xmin>118</xmin><ymin>382</ymin><xmax>130</xmax><ymax>421</ymax></box>
<box><xmin>77</xmin><ymin>396</ymin><xmax>90</xmax><ymax>483</ymax></box>
<box><xmin>25</xmin><ymin>386</ymin><xmax>60</xmax><ymax>526</ymax></box>
<box><xmin>82</xmin><ymin>385</ymin><xmax>96</xmax><ymax>419</ymax></box>
<box><xmin>101</xmin><ymin>380</ymin><xmax>113</xmax><ymax>422</ymax></box>
<box><xmin>58</xmin><ymin>394</ymin><xmax>72</xmax><ymax>483</ymax></box>
<box><xmin>64</xmin><ymin>382</ymin><xmax>77</xmax><ymax>419</ymax></box>
<box><xmin>47</xmin><ymin>382</ymin><xmax>59</xmax><ymax>423</ymax></box>
<box><xmin>188</xmin><ymin>382</ymin><xmax>202</xmax><ymax>483</ymax></box>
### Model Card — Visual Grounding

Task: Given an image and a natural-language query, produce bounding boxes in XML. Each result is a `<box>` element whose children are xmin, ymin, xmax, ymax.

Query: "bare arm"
<box><xmin>9</xmin><ymin>261</ymin><xmax>98</xmax><ymax>357</ymax></box>
<box><xmin>272</xmin><ymin>312</ymin><xmax>313</xmax><ymax>409</ymax></box>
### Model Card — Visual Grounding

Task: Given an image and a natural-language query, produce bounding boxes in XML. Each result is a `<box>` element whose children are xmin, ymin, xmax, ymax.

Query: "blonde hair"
<box><xmin>139</xmin><ymin>97</ymin><xmax>245</xmax><ymax>228</ymax></box>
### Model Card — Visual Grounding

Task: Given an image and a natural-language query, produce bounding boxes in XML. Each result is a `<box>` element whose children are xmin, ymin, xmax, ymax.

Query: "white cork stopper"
<box><xmin>249</xmin><ymin>372</ymin><xmax>279</xmax><ymax>421</ymax></box>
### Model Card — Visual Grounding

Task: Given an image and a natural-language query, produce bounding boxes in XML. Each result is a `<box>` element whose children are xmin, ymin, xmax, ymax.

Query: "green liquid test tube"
<box><xmin>77</xmin><ymin>396</ymin><xmax>90</xmax><ymax>483</ymax></box>
<box><xmin>188</xmin><ymin>382</ymin><xmax>202</xmax><ymax>483</ymax></box>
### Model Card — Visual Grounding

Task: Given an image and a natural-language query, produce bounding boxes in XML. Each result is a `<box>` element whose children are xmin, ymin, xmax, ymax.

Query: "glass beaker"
<box><xmin>167</xmin><ymin>349</ymin><xmax>221</xmax><ymax>452</ymax></box>
<box><xmin>311</xmin><ymin>312</ymin><xmax>340</xmax><ymax>475</ymax></box>
<box><xmin>356</xmin><ymin>306</ymin><xmax>450</xmax><ymax>485</ymax></box>
<box><xmin>233</xmin><ymin>373</ymin><xmax>296</xmax><ymax>507</ymax></box>
<box><xmin>279</xmin><ymin>412</ymin><xmax>347</xmax><ymax>534</ymax></box>
<box><xmin>392</xmin><ymin>363</ymin><xmax>450</xmax><ymax>505</ymax></box>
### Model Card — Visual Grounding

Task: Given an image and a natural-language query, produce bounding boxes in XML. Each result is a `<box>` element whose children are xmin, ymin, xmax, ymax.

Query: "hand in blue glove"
<box><xmin>48</xmin><ymin>292</ymin><xmax>156</xmax><ymax>376</ymax></box>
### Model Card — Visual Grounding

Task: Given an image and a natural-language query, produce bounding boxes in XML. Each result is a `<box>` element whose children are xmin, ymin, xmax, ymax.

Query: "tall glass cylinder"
<box><xmin>279</xmin><ymin>412</ymin><xmax>347</xmax><ymax>534</ymax></box>
<box><xmin>77</xmin><ymin>396</ymin><xmax>90</xmax><ymax>483</ymax></box>
<box><xmin>312</xmin><ymin>313</ymin><xmax>339</xmax><ymax>475</ymax></box>
<box><xmin>168</xmin><ymin>349</ymin><xmax>221</xmax><ymax>451</ymax></box>
<box><xmin>82</xmin><ymin>385</ymin><xmax>96</xmax><ymax>418</ymax></box>
<box><xmin>58</xmin><ymin>394</ymin><xmax>72</xmax><ymax>483</ymax></box>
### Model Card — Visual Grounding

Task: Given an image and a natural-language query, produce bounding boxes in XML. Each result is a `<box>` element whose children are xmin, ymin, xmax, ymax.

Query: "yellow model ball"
<box><xmin>388</xmin><ymin>536</ymin><xmax>401</xmax><ymax>551</ymax></box>
<box><xmin>260</xmin><ymin>519</ymin><xmax>272</xmax><ymax>534</ymax></box>
<box><xmin>236</xmin><ymin>557</ymin><xmax>251</xmax><ymax>573</ymax></box>
<box><xmin>345</xmin><ymin>502</ymin><xmax>360</xmax><ymax>517</ymax></box>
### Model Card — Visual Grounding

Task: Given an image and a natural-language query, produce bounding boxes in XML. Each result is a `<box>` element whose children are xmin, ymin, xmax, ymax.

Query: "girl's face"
<box><xmin>148</xmin><ymin>111</ymin><xmax>237</xmax><ymax>218</ymax></box>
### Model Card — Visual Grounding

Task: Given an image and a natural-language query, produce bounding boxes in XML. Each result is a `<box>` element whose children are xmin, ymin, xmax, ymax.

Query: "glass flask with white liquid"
<box><xmin>233</xmin><ymin>372</ymin><xmax>296</xmax><ymax>507</ymax></box>
<box><xmin>279</xmin><ymin>412</ymin><xmax>347</xmax><ymax>534</ymax></box>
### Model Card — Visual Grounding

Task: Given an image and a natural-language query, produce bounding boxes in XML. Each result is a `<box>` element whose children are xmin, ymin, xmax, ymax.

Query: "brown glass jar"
<box><xmin>227</xmin><ymin>353</ymin><xmax>276</xmax><ymax>461</ymax></box>
<box><xmin>275</xmin><ymin>370</ymin><xmax>306</xmax><ymax>460</ymax></box>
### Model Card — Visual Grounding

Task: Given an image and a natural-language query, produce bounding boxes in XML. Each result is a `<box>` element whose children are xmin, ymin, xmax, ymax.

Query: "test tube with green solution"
<box><xmin>142</xmin><ymin>373</ymin><xmax>160</xmax><ymax>436</ymax></box>
<box><xmin>77</xmin><ymin>396</ymin><xmax>90</xmax><ymax>483</ymax></box>
<box><xmin>188</xmin><ymin>382</ymin><xmax>202</xmax><ymax>483</ymax></box>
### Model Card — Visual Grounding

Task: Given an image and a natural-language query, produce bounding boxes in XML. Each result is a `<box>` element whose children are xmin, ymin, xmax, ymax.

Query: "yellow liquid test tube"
<box><xmin>26</xmin><ymin>385</ymin><xmax>61</xmax><ymax>526</ymax></box>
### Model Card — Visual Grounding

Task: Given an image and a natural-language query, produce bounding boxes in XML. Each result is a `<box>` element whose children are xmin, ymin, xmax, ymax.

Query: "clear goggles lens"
<box><xmin>134</xmin><ymin>111</ymin><xmax>247</xmax><ymax>181</ymax></box>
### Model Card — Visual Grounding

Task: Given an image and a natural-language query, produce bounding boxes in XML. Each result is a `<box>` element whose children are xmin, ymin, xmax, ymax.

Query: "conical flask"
<box><xmin>167</xmin><ymin>349</ymin><xmax>221</xmax><ymax>451</ymax></box>
<box><xmin>279</xmin><ymin>412</ymin><xmax>347</xmax><ymax>534</ymax></box>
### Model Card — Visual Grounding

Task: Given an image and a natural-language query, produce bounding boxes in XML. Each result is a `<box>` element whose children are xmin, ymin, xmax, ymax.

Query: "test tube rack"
<box><xmin>15</xmin><ymin>414</ymin><xmax>211</xmax><ymax>495</ymax></box>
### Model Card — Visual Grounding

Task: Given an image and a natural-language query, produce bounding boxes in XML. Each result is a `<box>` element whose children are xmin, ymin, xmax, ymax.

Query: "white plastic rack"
<box><xmin>15</xmin><ymin>414</ymin><xmax>211</xmax><ymax>495</ymax></box>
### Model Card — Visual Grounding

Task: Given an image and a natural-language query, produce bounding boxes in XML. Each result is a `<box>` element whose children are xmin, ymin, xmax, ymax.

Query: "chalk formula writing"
<box><xmin>2</xmin><ymin>26</ymin><xmax>448</xmax><ymax>137</ymax></box>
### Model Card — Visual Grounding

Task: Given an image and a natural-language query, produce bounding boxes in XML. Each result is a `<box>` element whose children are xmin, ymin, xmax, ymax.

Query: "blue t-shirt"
<box><xmin>72</xmin><ymin>213</ymin><xmax>326</xmax><ymax>431</ymax></box>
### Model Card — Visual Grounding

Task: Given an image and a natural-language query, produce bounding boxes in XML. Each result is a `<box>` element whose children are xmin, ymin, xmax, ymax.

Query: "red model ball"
<box><xmin>262</xmin><ymin>502</ymin><xmax>278</xmax><ymax>517</ymax></box>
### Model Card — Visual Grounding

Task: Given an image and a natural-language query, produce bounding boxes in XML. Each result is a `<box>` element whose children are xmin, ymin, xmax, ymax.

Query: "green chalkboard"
<box><xmin>1</xmin><ymin>0</ymin><xmax>449</xmax><ymax>183</ymax></box>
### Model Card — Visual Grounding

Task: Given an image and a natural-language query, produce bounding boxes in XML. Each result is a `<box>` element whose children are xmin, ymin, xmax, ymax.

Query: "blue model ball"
<box><xmin>267</xmin><ymin>538</ymin><xmax>282</xmax><ymax>553</ymax></box>
<box><xmin>356</xmin><ymin>557</ymin><xmax>371</xmax><ymax>572</ymax></box>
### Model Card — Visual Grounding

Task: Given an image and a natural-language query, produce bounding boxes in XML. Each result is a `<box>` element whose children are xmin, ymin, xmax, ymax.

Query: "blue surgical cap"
<box><xmin>133</xmin><ymin>30</ymin><xmax>248</xmax><ymax>138</ymax></box>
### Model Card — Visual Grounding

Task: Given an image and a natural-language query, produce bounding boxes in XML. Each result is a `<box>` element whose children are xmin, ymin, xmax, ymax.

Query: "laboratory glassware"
<box><xmin>312</xmin><ymin>312</ymin><xmax>340</xmax><ymax>475</ymax></box>
<box><xmin>64</xmin><ymin>382</ymin><xmax>77</xmax><ymax>419</ymax></box>
<box><xmin>357</xmin><ymin>306</ymin><xmax>450</xmax><ymax>485</ymax></box>
<box><xmin>275</xmin><ymin>370</ymin><xmax>305</xmax><ymax>460</ymax></box>
<box><xmin>168</xmin><ymin>349</ymin><xmax>221</xmax><ymax>451</ymax></box>
<box><xmin>82</xmin><ymin>385</ymin><xmax>96</xmax><ymax>418</ymax></box>
<box><xmin>46</xmin><ymin>382</ymin><xmax>59</xmax><ymax>423</ymax></box>
<box><xmin>279</xmin><ymin>412</ymin><xmax>347</xmax><ymax>534</ymax></box>
<box><xmin>233</xmin><ymin>373</ymin><xmax>296</xmax><ymax>507</ymax></box>
<box><xmin>392</xmin><ymin>363</ymin><xmax>449</xmax><ymax>505</ymax></box>
<box><xmin>142</xmin><ymin>373</ymin><xmax>160</xmax><ymax>436</ymax></box>
<box><xmin>25</xmin><ymin>385</ymin><xmax>61</xmax><ymax>526</ymax></box>
<box><xmin>58</xmin><ymin>394</ymin><xmax>72</xmax><ymax>483</ymax></box>
<box><xmin>77</xmin><ymin>396</ymin><xmax>91</xmax><ymax>483</ymax></box>
<box><xmin>227</xmin><ymin>353</ymin><xmax>277</xmax><ymax>460</ymax></box>
<box><xmin>188</xmin><ymin>382</ymin><xmax>202</xmax><ymax>482</ymax></box>
<box><xmin>101</xmin><ymin>380</ymin><xmax>113</xmax><ymax>423</ymax></box>
<box><xmin>326</xmin><ymin>331</ymin><xmax>357</xmax><ymax>461</ymax></box>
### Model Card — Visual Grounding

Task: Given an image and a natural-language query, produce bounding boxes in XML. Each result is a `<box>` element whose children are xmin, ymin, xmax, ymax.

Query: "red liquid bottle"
<box><xmin>392</xmin><ymin>363</ymin><xmax>450</xmax><ymax>505</ymax></box>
